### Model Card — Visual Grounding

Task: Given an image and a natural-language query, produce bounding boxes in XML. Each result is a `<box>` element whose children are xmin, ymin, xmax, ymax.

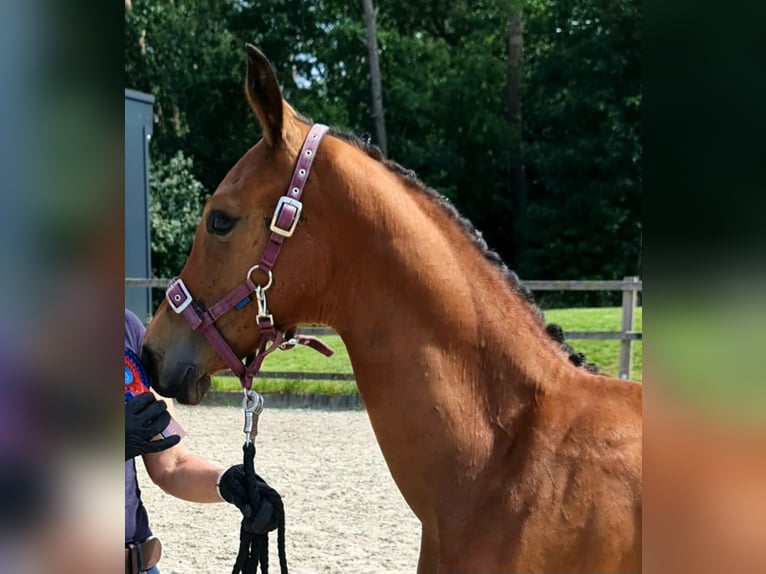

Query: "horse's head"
<box><xmin>142</xmin><ymin>46</ymin><xmax>336</xmax><ymax>404</ymax></box>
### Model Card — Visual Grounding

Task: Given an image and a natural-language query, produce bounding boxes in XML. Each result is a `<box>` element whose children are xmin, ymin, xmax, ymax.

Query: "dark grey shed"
<box><xmin>124</xmin><ymin>89</ymin><xmax>154</xmax><ymax>321</ymax></box>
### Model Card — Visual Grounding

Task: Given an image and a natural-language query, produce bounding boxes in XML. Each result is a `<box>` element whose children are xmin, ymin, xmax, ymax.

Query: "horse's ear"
<box><xmin>244</xmin><ymin>44</ymin><xmax>284</xmax><ymax>147</ymax></box>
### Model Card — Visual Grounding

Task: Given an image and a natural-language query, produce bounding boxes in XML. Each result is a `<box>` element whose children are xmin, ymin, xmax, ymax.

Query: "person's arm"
<box><xmin>136</xmin><ymin>390</ymin><xmax>278</xmax><ymax>530</ymax></box>
<box><xmin>141</xmin><ymin>390</ymin><xmax>224</xmax><ymax>503</ymax></box>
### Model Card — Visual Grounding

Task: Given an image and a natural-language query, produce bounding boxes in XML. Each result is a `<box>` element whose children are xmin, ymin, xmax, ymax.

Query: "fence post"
<box><xmin>619</xmin><ymin>276</ymin><xmax>639</xmax><ymax>379</ymax></box>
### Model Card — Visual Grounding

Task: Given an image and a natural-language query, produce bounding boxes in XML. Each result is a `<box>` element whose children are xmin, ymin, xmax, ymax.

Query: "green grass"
<box><xmin>212</xmin><ymin>307</ymin><xmax>643</xmax><ymax>394</ymax></box>
<box><xmin>250</xmin><ymin>335</ymin><xmax>351</xmax><ymax>373</ymax></box>
<box><xmin>544</xmin><ymin>307</ymin><xmax>643</xmax><ymax>380</ymax></box>
<box><xmin>213</xmin><ymin>375</ymin><xmax>358</xmax><ymax>395</ymax></box>
<box><xmin>212</xmin><ymin>334</ymin><xmax>356</xmax><ymax>394</ymax></box>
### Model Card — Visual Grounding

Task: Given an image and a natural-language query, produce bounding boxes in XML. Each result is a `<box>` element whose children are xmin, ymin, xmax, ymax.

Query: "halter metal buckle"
<box><xmin>166</xmin><ymin>278</ymin><xmax>193</xmax><ymax>314</ymax></box>
<box><xmin>269</xmin><ymin>196</ymin><xmax>303</xmax><ymax>238</ymax></box>
<box><xmin>253</xmin><ymin>287</ymin><xmax>269</xmax><ymax>320</ymax></box>
<box><xmin>243</xmin><ymin>389</ymin><xmax>264</xmax><ymax>444</ymax></box>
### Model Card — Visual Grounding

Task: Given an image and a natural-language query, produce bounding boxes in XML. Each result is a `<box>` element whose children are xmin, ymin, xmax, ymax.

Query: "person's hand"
<box><xmin>217</xmin><ymin>465</ymin><xmax>278</xmax><ymax>533</ymax></box>
<box><xmin>125</xmin><ymin>393</ymin><xmax>180</xmax><ymax>460</ymax></box>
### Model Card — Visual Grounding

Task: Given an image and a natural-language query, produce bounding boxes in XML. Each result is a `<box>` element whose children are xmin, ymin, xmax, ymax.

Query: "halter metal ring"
<box><xmin>247</xmin><ymin>265</ymin><xmax>274</xmax><ymax>290</ymax></box>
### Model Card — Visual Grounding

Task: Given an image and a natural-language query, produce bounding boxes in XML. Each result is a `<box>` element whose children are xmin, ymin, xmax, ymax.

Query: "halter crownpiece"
<box><xmin>165</xmin><ymin>123</ymin><xmax>334</xmax><ymax>392</ymax></box>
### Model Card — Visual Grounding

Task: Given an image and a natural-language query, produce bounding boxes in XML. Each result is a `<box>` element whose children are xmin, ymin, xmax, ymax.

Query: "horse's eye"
<box><xmin>207</xmin><ymin>211</ymin><xmax>237</xmax><ymax>236</ymax></box>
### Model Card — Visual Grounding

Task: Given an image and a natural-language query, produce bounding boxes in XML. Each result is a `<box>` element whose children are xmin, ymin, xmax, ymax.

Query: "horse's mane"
<box><xmin>295</xmin><ymin>116</ymin><xmax>598</xmax><ymax>373</ymax></box>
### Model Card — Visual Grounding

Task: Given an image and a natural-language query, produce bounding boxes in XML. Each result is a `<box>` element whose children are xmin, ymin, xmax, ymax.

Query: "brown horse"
<box><xmin>142</xmin><ymin>45</ymin><xmax>642</xmax><ymax>573</ymax></box>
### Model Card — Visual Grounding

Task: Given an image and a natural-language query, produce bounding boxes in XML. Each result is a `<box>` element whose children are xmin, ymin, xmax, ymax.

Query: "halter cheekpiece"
<box><xmin>165</xmin><ymin>123</ymin><xmax>334</xmax><ymax>398</ymax></box>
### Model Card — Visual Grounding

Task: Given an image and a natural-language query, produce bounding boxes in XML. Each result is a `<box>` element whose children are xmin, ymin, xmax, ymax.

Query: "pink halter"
<box><xmin>165</xmin><ymin>124</ymin><xmax>334</xmax><ymax>390</ymax></box>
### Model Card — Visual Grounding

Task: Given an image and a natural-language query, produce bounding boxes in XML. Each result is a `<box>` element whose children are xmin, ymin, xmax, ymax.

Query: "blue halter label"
<box><xmin>235</xmin><ymin>296</ymin><xmax>251</xmax><ymax>310</ymax></box>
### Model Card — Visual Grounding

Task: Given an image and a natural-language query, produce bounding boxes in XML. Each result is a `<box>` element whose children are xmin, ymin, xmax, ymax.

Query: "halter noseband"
<box><xmin>164</xmin><ymin>124</ymin><xmax>334</xmax><ymax>391</ymax></box>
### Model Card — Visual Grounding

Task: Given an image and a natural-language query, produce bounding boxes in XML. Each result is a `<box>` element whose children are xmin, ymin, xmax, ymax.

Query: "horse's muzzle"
<box><xmin>141</xmin><ymin>346</ymin><xmax>211</xmax><ymax>405</ymax></box>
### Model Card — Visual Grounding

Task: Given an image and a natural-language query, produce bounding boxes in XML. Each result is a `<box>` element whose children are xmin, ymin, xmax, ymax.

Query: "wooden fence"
<box><xmin>126</xmin><ymin>276</ymin><xmax>642</xmax><ymax>380</ymax></box>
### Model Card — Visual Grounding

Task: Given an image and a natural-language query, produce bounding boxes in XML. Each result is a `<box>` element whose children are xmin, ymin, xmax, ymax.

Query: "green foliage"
<box><xmin>125</xmin><ymin>0</ymin><xmax>255</xmax><ymax>193</ymax></box>
<box><xmin>148</xmin><ymin>150</ymin><xmax>205</xmax><ymax>279</ymax></box>
<box><xmin>522</xmin><ymin>0</ymin><xmax>642</xmax><ymax>302</ymax></box>
<box><xmin>125</xmin><ymin>0</ymin><xmax>641</xmax><ymax>293</ymax></box>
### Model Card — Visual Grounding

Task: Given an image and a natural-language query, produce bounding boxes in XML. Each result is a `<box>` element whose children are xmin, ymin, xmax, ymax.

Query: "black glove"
<box><xmin>125</xmin><ymin>393</ymin><xmax>180</xmax><ymax>460</ymax></box>
<box><xmin>218</xmin><ymin>464</ymin><xmax>278</xmax><ymax>533</ymax></box>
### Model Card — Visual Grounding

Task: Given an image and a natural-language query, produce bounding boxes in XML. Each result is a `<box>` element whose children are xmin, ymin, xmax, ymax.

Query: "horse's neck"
<box><xmin>332</xmin><ymin>224</ymin><xmax>569</xmax><ymax>427</ymax></box>
<box><xmin>320</xmin><ymin>148</ymin><xmax>572</xmax><ymax>398</ymax></box>
<box><xmin>313</xmin><ymin>150</ymin><xmax>576</xmax><ymax>517</ymax></box>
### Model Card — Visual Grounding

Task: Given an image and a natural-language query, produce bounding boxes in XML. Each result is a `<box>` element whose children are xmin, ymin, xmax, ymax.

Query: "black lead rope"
<box><xmin>232</xmin><ymin>443</ymin><xmax>289</xmax><ymax>574</ymax></box>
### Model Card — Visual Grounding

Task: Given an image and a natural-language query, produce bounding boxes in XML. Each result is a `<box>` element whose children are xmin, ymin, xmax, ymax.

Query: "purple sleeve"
<box><xmin>124</xmin><ymin>309</ymin><xmax>146</xmax><ymax>354</ymax></box>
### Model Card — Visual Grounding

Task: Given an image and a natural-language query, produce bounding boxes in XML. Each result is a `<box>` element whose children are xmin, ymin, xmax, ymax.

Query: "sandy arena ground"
<box><xmin>136</xmin><ymin>405</ymin><xmax>421</xmax><ymax>573</ymax></box>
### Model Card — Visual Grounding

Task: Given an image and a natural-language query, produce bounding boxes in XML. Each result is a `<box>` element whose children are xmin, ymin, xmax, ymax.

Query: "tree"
<box><xmin>124</xmin><ymin>0</ymin><xmax>642</xmax><ymax>298</ymax></box>
<box><xmin>148</xmin><ymin>151</ymin><xmax>205</xmax><ymax>280</ymax></box>
<box><xmin>361</xmin><ymin>0</ymin><xmax>388</xmax><ymax>154</ymax></box>
<box><xmin>125</xmin><ymin>0</ymin><xmax>256</xmax><ymax>193</ymax></box>
<box><xmin>521</xmin><ymin>0</ymin><xmax>642</xmax><ymax>304</ymax></box>
<box><xmin>507</xmin><ymin>2</ymin><xmax>528</xmax><ymax>268</ymax></box>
